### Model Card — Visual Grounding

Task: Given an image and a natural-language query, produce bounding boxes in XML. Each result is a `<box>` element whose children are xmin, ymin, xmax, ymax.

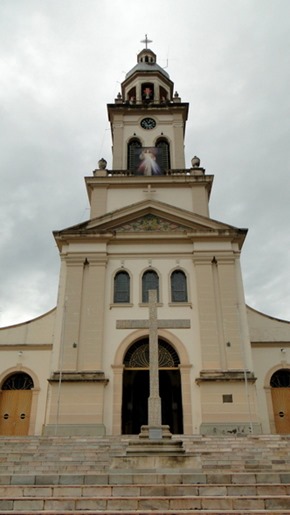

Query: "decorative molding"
<box><xmin>125</xmin><ymin>343</ymin><xmax>176</xmax><ymax>368</ymax></box>
<box><xmin>196</xmin><ymin>370</ymin><xmax>256</xmax><ymax>383</ymax></box>
<box><xmin>49</xmin><ymin>371</ymin><xmax>109</xmax><ymax>384</ymax></box>
<box><xmin>116</xmin><ymin>319</ymin><xmax>190</xmax><ymax>329</ymax></box>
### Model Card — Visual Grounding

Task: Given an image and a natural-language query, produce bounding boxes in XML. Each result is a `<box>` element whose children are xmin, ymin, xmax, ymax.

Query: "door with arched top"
<box><xmin>121</xmin><ymin>338</ymin><xmax>183</xmax><ymax>434</ymax></box>
<box><xmin>270</xmin><ymin>369</ymin><xmax>290</xmax><ymax>434</ymax></box>
<box><xmin>0</xmin><ymin>373</ymin><xmax>34</xmax><ymax>435</ymax></box>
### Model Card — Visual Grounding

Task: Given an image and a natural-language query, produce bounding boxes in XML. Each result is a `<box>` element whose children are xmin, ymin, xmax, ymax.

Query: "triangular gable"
<box><xmin>54</xmin><ymin>199</ymin><xmax>247</xmax><ymax>242</ymax></box>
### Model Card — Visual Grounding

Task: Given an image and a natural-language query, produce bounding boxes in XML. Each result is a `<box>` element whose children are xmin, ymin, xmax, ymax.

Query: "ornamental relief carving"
<box><xmin>115</xmin><ymin>214</ymin><xmax>190</xmax><ymax>233</ymax></box>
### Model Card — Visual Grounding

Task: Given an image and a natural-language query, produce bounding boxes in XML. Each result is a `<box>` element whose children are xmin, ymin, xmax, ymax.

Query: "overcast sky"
<box><xmin>0</xmin><ymin>0</ymin><xmax>290</xmax><ymax>327</ymax></box>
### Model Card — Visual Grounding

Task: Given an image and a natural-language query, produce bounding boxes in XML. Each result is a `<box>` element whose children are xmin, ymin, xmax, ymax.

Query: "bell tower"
<box><xmin>88</xmin><ymin>38</ymin><xmax>212</xmax><ymax>220</ymax></box>
<box><xmin>107</xmin><ymin>39</ymin><xmax>188</xmax><ymax>172</ymax></box>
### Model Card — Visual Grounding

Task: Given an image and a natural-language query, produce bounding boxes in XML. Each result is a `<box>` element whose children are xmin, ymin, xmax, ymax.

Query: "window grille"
<box><xmin>2</xmin><ymin>373</ymin><xmax>34</xmax><ymax>390</ymax></box>
<box><xmin>270</xmin><ymin>369</ymin><xmax>290</xmax><ymax>387</ymax></box>
<box><xmin>124</xmin><ymin>339</ymin><xmax>180</xmax><ymax>368</ymax></box>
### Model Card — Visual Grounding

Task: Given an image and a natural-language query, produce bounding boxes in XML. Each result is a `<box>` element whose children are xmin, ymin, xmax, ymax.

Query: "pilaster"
<box><xmin>112</xmin><ymin>119</ymin><xmax>124</xmax><ymax>169</ymax></box>
<box><xmin>193</xmin><ymin>254</ymin><xmax>223</xmax><ymax>369</ymax></box>
<box><xmin>60</xmin><ymin>255</ymin><xmax>85</xmax><ymax>371</ymax></box>
<box><xmin>172</xmin><ymin>119</ymin><xmax>186</xmax><ymax>168</ymax></box>
<box><xmin>77</xmin><ymin>255</ymin><xmax>108</xmax><ymax>370</ymax></box>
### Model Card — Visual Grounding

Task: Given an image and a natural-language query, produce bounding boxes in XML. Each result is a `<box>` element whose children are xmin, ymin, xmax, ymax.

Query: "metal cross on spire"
<box><xmin>141</xmin><ymin>34</ymin><xmax>153</xmax><ymax>49</ymax></box>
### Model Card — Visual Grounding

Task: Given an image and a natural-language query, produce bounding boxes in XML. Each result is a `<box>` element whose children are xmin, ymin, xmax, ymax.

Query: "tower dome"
<box><xmin>125</xmin><ymin>48</ymin><xmax>170</xmax><ymax>81</ymax></box>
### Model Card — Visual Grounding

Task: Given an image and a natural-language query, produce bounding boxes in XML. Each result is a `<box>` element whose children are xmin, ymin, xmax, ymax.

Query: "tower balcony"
<box><xmin>93</xmin><ymin>168</ymin><xmax>206</xmax><ymax>178</ymax></box>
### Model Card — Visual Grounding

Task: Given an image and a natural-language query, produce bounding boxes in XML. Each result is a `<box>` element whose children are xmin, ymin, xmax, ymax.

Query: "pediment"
<box><xmin>54</xmin><ymin>200</ymin><xmax>247</xmax><ymax>245</ymax></box>
<box><xmin>114</xmin><ymin>213</ymin><xmax>193</xmax><ymax>233</ymax></box>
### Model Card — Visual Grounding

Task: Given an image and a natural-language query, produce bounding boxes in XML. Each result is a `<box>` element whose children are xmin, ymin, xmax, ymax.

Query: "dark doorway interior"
<box><xmin>122</xmin><ymin>368</ymin><xmax>183</xmax><ymax>435</ymax></box>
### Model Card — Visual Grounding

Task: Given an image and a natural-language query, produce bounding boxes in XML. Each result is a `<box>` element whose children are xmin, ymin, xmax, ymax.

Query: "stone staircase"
<box><xmin>0</xmin><ymin>434</ymin><xmax>289</xmax><ymax>513</ymax></box>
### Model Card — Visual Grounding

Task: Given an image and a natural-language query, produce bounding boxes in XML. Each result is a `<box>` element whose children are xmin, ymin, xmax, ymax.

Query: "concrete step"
<box><xmin>0</xmin><ymin>435</ymin><xmax>289</xmax><ymax>512</ymax></box>
<box><xmin>0</xmin><ymin>512</ymin><xmax>289</xmax><ymax>515</ymax></box>
<box><xmin>1</xmin><ymin>435</ymin><xmax>290</xmax><ymax>474</ymax></box>
<box><xmin>0</xmin><ymin>483</ymin><xmax>289</xmax><ymax>512</ymax></box>
<box><xmin>0</xmin><ymin>483</ymin><xmax>290</xmax><ymax>496</ymax></box>
<box><xmin>1</xmin><ymin>472</ymin><xmax>290</xmax><ymax>486</ymax></box>
<box><xmin>0</xmin><ymin>435</ymin><xmax>290</xmax><ymax>470</ymax></box>
<box><xmin>0</xmin><ymin>482</ymin><xmax>290</xmax><ymax>497</ymax></box>
<box><xmin>0</xmin><ymin>495</ymin><xmax>290</xmax><ymax>512</ymax></box>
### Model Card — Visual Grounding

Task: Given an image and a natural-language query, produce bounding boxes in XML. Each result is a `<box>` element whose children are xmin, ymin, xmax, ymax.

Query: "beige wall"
<box><xmin>87</xmin><ymin>176</ymin><xmax>212</xmax><ymax>219</ymax></box>
<box><xmin>0</xmin><ymin>310</ymin><xmax>55</xmax><ymax>434</ymax></box>
<box><xmin>0</xmin><ymin>251</ymin><xmax>289</xmax><ymax>436</ymax></box>
<box><xmin>248</xmin><ymin>306</ymin><xmax>290</xmax><ymax>433</ymax></box>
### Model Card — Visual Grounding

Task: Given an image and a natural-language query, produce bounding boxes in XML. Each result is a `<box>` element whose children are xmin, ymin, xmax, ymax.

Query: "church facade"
<box><xmin>1</xmin><ymin>44</ymin><xmax>290</xmax><ymax>438</ymax></box>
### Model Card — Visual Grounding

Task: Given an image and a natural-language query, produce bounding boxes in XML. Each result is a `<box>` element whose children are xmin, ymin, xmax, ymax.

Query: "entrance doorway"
<box><xmin>0</xmin><ymin>372</ymin><xmax>34</xmax><ymax>436</ymax></box>
<box><xmin>121</xmin><ymin>338</ymin><xmax>183</xmax><ymax>434</ymax></box>
<box><xmin>270</xmin><ymin>369</ymin><xmax>290</xmax><ymax>434</ymax></box>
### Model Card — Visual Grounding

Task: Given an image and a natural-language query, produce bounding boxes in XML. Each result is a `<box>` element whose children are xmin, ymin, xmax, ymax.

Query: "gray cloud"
<box><xmin>1</xmin><ymin>0</ymin><xmax>290</xmax><ymax>325</ymax></box>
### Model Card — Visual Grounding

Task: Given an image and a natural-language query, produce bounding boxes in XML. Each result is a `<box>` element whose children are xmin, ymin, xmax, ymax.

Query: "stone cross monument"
<box><xmin>117</xmin><ymin>290</ymin><xmax>188</xmax><ymax>447</ymax></box>
<box><xmin>139</xmin><ymin>289</ymin><xmax>173</xmax><ymax>441</ymax></box>
<box><xmin>125</xmin><ymin>290</ymin><xmax>185</xmax><ymax>454</ymax></box>
<box><xmin>147</xmin><ymin>289</ymin><xmax>163</xmax><ymax>436</ymax></box>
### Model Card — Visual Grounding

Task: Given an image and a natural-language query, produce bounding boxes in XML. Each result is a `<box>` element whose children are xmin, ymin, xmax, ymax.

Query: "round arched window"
<box><xmin>2</xmin><ymin>373</ymin><xmax>34</xmax><ymax>390</ymax></box>
<box><xmin>270</xmin><ymin>369</ymin><xmax>290</xmax><ymax>388</ymax></box>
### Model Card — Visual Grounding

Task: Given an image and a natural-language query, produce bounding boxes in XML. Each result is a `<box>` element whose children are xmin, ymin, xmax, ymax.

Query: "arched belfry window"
<box><xmin>159</xmin><ymin>86</ymin><xmax>169</xmax><ymax>104</ymax></box>
<box><xmin>142</xmin><ymin>82</ymin><xmax>154</xmax><ymax>103</ymax></box>
<box><xmin>127</xmin><ymin>87</ymin><xmax>136</xmax><ymax>104</ymax></box>
<box><xmin>171</xmin><ymin>270</ymin><xmax>188</xmax><ymax>302</ymax></box>
<box><xmin>114</xmin><ymin>271</ymin><xmax>130</xmax><ymax>303</ymax></box>
<box><xmin>156</xmin><ymin>138</ymin><xmax>170</xmax><ymax>172</ymax></box>
<box><xmin>127</xmin><ymin>138</ymin><xmax>142</xmax><ymax>170</ymax></box>
<box><xmin>142</xmin><ymin>270</ymin><xmax>159</xmax><ymax>303</ymax></box>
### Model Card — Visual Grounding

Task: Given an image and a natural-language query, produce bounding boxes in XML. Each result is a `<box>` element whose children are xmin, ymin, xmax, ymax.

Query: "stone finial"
<box><xmin>93</xmin><ymin>158</ymin><xmax>108</xmax><ymax>176</ymax></box>
<box><xmin>98</xmin><ymin>158</ymin><xmax>107</xmax><ymax>170</ymax></box>
<box><xmin>173</xmin><ymin>91</ymin><xmax>181</xmax><ymax>103</ymax></box>
<box><xmin>115</xmin><ymin>92</ymin><xmax>122</xmax><ymax>104</ymax></box>
<box><xmin>191</xmin><ymin>156</ymin><xmax>201</xmax><ymax>168</ymax></box>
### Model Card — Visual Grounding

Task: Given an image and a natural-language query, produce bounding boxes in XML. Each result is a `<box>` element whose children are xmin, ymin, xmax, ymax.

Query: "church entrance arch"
<box><xmin>121</xmin><ymin>337</ymin><xmax>183</xmax><ymax>434</ymax></box>
<box><xmin>270</xmin><ymin>369</ymin><xmax>290</xmax><ymax>434</ymax></box>
<box><xmin>0</xmin><ymin>372</ymin><xmax>34</xmax><ymax>436</ymax></box>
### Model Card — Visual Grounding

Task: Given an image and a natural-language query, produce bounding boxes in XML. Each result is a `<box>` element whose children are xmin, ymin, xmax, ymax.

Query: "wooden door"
<box><xmin>271</xmin><ymin>388</ymin><xmax>290</xmax><ymax>434</ymax></box>
<box><xmin>0</xmin><ymin>390</ymin><xmax>32</xmax><ymax>435</ymax></box>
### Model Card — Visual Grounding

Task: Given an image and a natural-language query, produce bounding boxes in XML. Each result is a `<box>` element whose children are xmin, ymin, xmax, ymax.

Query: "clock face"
<box><xmin>140</xmin><ymin>117</ymin><xmax>156</xmax><ymax>130</ymax></box>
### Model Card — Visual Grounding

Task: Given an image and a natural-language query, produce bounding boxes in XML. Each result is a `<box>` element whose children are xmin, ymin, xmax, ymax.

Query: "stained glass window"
<box><xmin>114</xmin><ymin>271</ymin><xmax>130</xmax><ymax>303</ymax></box>
<box><xmin>142</xmin><ymin>270</ymin><xmax>159</xmax><ymax>303</ymax></box>
<box><xmin>171</xmin><ymin>270</ymin><xmax>188</xmax><ymax>302</ymax></box>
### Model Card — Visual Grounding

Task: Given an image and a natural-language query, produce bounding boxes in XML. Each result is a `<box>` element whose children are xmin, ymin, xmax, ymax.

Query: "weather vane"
<box><xmin>141</xmin><ymin>34</ymin><xmax>152</xmax><ymax>49</ymax></box>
